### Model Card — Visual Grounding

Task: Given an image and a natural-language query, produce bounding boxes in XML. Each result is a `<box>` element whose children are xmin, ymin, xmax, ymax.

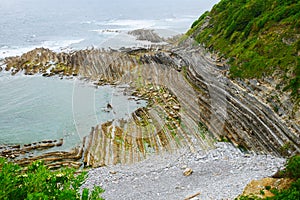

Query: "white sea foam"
<box><xmin>42</xmin><ymin>39</ymin><xmax>85</xmax><ymax>52</ymax></box>
<box><xmin>89</xmin><ymin>29</ymin><xmax>121</xmax><ymax>35</ymax></box>
<box><xmin>165</xmin><ymin>16</ymin><xmax>195</xmax><ymax>23</ymax></box>
<box><xmin>96</xmin><ymin>31</ymin><xmax>168</xmax><ymax>49</ymax></box>
<box><xmin>0</xmin><ymin>46</ymin><xmax>37</xmax><ymax>59</ymax></box>
<box><xmin>80</xmin><ymin>20</ymin><xmax>96</xmax><ymax>25</ymax></box>
<box><xmin>102</xmin><ymin>19</ymin><xmax>156</xmax><ymax>30</ymax></box>
<box><xmin>0</xmin><ymin>39</ymin><xmax>85</xmax><ymax>59</ymax></box>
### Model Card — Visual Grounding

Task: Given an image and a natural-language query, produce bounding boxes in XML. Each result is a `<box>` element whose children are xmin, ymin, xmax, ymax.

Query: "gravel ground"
<box><xmin>81</xmin><ymin>142</ymin><xmax>285</xmax><ymax>200</ymax></box>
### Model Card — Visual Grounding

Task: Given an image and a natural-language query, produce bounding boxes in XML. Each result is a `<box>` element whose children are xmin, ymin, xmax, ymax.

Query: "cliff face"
<box><xmin>185</xmin><ymin>0</ymin><xmax>300</xmax><ymax>154</ymax></box>
<box><xmin>187</xmin><ymin>0</ymin><xmax>300</xmax><ymax>124</ymax></box>
<box><xmin>2</xmin><ymin>32</ymin><xmax>299</xmax><ymax>167</ymax></box>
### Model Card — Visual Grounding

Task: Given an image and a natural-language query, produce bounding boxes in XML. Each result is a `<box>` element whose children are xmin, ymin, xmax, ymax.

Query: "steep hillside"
<box><xmin>187</xmin><ymin>0</ymin><xmax>300</xmax><ymax>101</ymax></box>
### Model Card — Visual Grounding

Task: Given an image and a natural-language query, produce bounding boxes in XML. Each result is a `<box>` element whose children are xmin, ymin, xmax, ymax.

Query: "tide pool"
<box><xmin>0</xmin><ymin>73</ymin><xmax>146</xmax><ymax>150</ymax></box>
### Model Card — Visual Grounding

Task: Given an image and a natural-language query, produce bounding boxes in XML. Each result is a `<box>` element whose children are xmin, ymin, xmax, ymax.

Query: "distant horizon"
<box><xmin>0</xmin><ymin>0</ymin><xmax>220</xmax><ymax>58</ymax></box>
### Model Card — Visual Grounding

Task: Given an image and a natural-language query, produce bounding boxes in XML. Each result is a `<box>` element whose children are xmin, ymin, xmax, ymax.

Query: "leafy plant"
<box><xmin>265</xmin><ymin>186</ymin><xmax>271</xmax><ymax>191</ymax></box>
<box><xmin>187</xmin><ymin>0</ymin><xmax>300</xmax><ymax>101</ymax></box>
<box><xmin>283</xmin><ymin>154</ymin><xmax>300</xmax><ymax>179</ymax></box>
<box><xmin>266</xmin><ymin>179</ymin><xmax>300</xmax><ymax>200</ymax></box>
<box><xmin>236</xmin><ymin>155</ymin><xmax>300</xmax><ymax>200</ymax></box>
<box><xmin>0</xmin><ymin>158</ymin><xmax>104</xmax><ymax>200</ymax></box>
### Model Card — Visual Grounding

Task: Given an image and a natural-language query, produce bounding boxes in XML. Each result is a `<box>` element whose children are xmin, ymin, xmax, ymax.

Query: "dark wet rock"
<box><xmin>56</xmin><ymin>139</ymin><xmax>63</xmax><ymax>146</ymax></box>
<box><xmin>10</xmin><ymin>144</ymin><xmax>21</xmax><ymax>149</ymax></box>
<box><xmin>107</xmin><ymin>103</ymin><xmax>113</xmax><ymax>109</ymax></box>
<box><xmin>42</xmin><ymin>73</ymin><xmax>50</xmax><ymax>77</ymax></box>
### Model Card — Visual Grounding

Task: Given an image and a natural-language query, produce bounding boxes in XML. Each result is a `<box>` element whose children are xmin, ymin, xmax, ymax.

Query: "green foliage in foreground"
<box><xmin>187</xmin><ymin>0</ymin><xmax>300</xmax><ymax>100</ymax></box>
<box><xmin>237</xmin><ymin>155</ymin><xmax>300</xmax><ymax>200</ymax></box>
<box><xmin>284</xmin><ymin>154</ymin><xmax>300</xmax><ymax>179</ymax></box>
<box><xmin>0</xmin><ymin>158</ymin><xmax>104</xmax><ymax>200</ymax></box>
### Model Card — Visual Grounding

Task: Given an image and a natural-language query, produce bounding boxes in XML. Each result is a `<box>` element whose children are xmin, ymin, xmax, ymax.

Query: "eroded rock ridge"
<box><xmin>1</xmin><ymin>38</ymin><xmax>299</xmax><ymax>168</ymax></box>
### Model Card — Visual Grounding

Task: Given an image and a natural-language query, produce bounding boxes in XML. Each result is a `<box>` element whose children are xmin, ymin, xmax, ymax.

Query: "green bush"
<box><xmin>187</xmin><ymin>0</ymin><xmax>300</xmax><ymax>101</ymax></box>
<box><xmin>236</xmin><ymin>155</ymin><xmax>300</xmax><ymax>200</ymax></box>
<box><xmin>285</xmin><ymin>155</ymin><xmax>300</xmax><ymax>178</ymax></box>
<box><xmin>191</xmin><ymin>11</ymin><xmax>209</xmax><ymax>29</ymax></box>
<box><xmin>0</xmin><ymin>158</ymin><xmax>104</xmax><ymax>200</ymax></box>
<box><xmin>266</xmin><ymin>179</ymin><xmax>300</xmax><ymax>200</ymax></box>
<box><xmin>266</xmin><ymin>156</ymin><xmax>300</xmax><ymax>199</ymax></box>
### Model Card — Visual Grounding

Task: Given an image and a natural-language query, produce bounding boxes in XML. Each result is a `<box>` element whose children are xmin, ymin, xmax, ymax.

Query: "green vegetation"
<box><xmin>281</xmin><ymin>154</ymin><xmax>300</xmax><ymax>179</ymax></box>
<box><xmin>0</xmin><ymin>158</ymin><xmax>104</xmax><ymax>200</ymax></box>
<box><xmin>187</xmin><ymin>0</ymin><xmax>300</xmax><ymax>100</ymax></box>
<box><xmin>265</xmin><ymin>186</ymin><xmax>271</xmax><ymax>191</ymax></box>
<box><xmin>237</xmin><ymin>155</ymin><xmax>300</xmax><ymax>199</ymax></box>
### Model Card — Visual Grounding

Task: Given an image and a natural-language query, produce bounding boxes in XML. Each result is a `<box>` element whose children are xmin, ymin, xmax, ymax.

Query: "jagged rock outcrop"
<box><xmin>2</xmin><ymin>37</ymin><xmax>299</xmax><ymax>168</ymax></box>
<box><xmin>0</xmin><ymin>139</ymin><xmax>83</xmax><ymax>169</ymax></box>
<box><xmin>128</xmin><ymin>29</ymin><xmax>165</xmax><ymax>43</ymax></box>
<box><xmin>173</xmin><ymin>40</ymin><xmax>299</xmax><ymax>156</ymax></box>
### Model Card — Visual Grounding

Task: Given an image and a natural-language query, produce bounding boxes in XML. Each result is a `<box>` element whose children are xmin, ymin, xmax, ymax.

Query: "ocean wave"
<box><xmin>80</xmin><ymin>20</ymin><xmax>97</xmax><ymax>25</ymax></box>
<box><xmin>42</xmin><ymin>39</ymin><xmax>85</xmax><ymax>51</ymax></box>
<box><xmin>89</xmin><ymin>29</ymin><xmax>121</xmax><ymax>35</ymax></box>
<box><xmin>164</xmin><ymin>16</ymin><xmax>195</xmax><ymax>23</ymax></box>
<box><xmin>100</xmin><ymin>19</ymin><xmax>156</xmax><ymax>30</ymax></box>
<box><xmin>0</xmin><ymin>39</ymin><xmax>85</xmax><ymax>59</ymax></box>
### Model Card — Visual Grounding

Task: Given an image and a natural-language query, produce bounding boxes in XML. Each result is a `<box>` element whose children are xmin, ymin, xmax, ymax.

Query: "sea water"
<box><xmin>0</xmin><ymin>0</ymin><xmax>219</xmax><ymax>57</ymax></box>
<box><xmin>0</xmin><ymin>72</ymin><xmax>146</xmax><ymax>148</ymax></box>
<box><xmin>0</xmin><ymin>0</ymin><xmax>219</xmax><ymax>148</ymax></box>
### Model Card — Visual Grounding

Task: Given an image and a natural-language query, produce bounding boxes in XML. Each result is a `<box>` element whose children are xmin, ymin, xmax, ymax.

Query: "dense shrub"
<box><xmin>0</xmin><ymin>158</ymin><xmax>104</xmax><ymax>200</ymax></box>
<box><xmin>187</xmin><ymin>0</ymin><xmax>300</xmax><ymax>100</ymax></box>
<box><xmin>236</xmin><ymin>155</ymin><xmax>300</xmax><ymax>200</ymax></box>
<box><xmin>266</xmin><ymin>179</ymin><xmax>300</xmax><ymax>200</ymax></box>
<box><xmin>284</xmin><ymin>155</ymin><xmax>300</xmax><ymax>179</ymax></box>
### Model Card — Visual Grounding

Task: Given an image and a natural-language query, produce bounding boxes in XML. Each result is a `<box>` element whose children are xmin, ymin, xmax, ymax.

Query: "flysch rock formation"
<box><xmin>1</xmin><ymin>33</ymin><xmax>299</xmax><ymax>169</ymax></box>
<box><xmin>0</xmin><ymin>139</ymin><xmax>83</xmax><ymax>169</ymax></box>
<box><xmin>128</xmin><ymin>29</ymin><xmax>165</xmax><ymax>43</ymax></box>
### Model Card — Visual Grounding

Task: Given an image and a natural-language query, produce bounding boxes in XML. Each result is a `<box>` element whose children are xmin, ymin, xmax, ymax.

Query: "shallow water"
<box><xmin>0</xmin><ymin>0</ymin><xmax>220</xmax><ymax>149</ymax></box>
<box><xmin>0</xmin><ymin>72</ymin><xmax>146</xmax><ymax>149</ymax></box>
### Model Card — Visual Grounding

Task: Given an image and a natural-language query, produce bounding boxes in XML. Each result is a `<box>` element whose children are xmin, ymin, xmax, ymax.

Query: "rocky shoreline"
<box><xmin>0</xmin><ymin>138</ymin><xmax>83</xmax><ymax>169</ymax></box>
<box><xmin>0</xmin><ymin>28</ymin><xmax>299</xmax><ymax>198</ymax></box>
<box><xmin>1</xmin><ymin>31</ymin><xmax>299</xmax><ymax>164</ymax></box>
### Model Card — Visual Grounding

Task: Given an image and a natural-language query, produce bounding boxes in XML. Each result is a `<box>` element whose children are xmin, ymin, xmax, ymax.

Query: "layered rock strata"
<box><xmin>128</xmin><ymin>29</ymin><xmax>165</xmax><ymax>43</ymax></box>
<box><xmin>0</xmin><ymin>139</ymin><xmax>83</xmax><ymax>169</ymax></box>
<box><xmin>2</xmin><ymin>38</ymin><xmax>299</xmax><ymax>168</ymax></box>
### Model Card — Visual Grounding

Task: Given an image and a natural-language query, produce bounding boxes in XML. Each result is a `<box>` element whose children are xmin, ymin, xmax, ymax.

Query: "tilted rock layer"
<box><xmin>1</xmin><ymin>39</ymin><xmax>299</xmax><ymax>167</ymax></box>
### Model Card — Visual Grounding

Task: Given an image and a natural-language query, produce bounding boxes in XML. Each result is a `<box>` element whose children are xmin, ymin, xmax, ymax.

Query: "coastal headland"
<box><xmin>1</xmin><ymin>29</ymin><xmax>298</xmax><ymax>170</ymax></box>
